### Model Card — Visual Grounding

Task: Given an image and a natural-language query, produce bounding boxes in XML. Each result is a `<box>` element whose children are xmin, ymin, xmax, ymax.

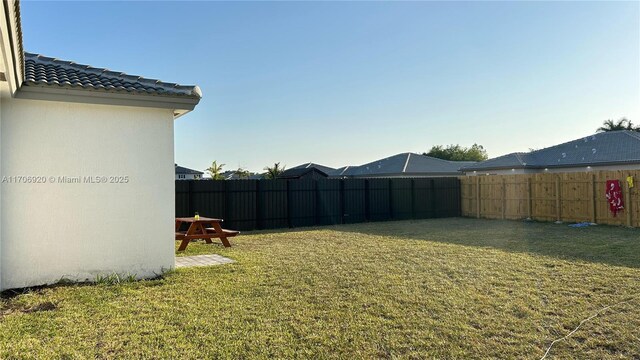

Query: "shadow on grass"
<box><xmin>332</xmin><ymin>217</ymin><xmax>640</xmax><ymax>269</ymax></box>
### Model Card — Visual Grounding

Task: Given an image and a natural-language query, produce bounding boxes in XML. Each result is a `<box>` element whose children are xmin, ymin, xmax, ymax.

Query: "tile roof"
<box><xmin>336</xmin><ymin>153</ymin><xmax>473</xmax><ymax>177</ymax></box>
<box><xmin>24</xmin><ymin>53</ymin><xmax>201</xmax><ymax>99</ymax></box>
<box><xmin>462</xmin><ymin>131</ymin><xmax>640</xmax><ymax>171</ymax></box>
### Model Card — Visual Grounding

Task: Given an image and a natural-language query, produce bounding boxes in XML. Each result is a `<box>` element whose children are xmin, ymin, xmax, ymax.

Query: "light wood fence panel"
<box><xmin>460</xmin><ymin>170</ymin><xmax>639</xmax><ymax>227</ymax></box>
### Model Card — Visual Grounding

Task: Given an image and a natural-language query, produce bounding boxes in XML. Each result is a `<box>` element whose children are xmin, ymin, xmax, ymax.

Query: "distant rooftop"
<box><xmin>327</xmin><ymin>166</ymin><xmax>352</xmax><ymax>177</ymax></box>
<box><xmin>462</xmin><ymin>130</ymin><xmax>640</xmax><ymax>171</ymax></box>
<box><xmin>336</xmin><ymin>153</ymin><xmax>474</xmax><ymax>177</ymax></box>
<box><xmin>289</xmin><ymin>162</ymin><xmax>336</xmax><ymax>174</ymax></box>
<box><xmin>175</xmin><ymin>164</ymin><xmax>203</xmax><ymax>175</ymax></box>
<box><xmin>278</xmin><ymin>167</ymin><xmax>328</xmax><ymax>179</ymax></box>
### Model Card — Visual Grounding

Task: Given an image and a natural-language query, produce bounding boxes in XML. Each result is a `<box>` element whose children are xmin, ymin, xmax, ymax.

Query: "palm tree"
<box><xmin>597</xmin><ymin>118</ymin><xmax>638</xmax><ymax>132</ymax></box>
<box><xmin>264</xmin><ymin>162</ymin><xmax>285</xmax><ymax>179</ymax></box>
<box><xmin>206</xmin><ymin>160</ymin><xmax>226</xmax><ymax>180</ymax></box>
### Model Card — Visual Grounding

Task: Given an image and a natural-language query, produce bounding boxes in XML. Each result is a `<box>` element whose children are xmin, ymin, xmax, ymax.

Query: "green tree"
<box><xmin>264</xmin><ymin>162</ymin><xmax>286</xmax><ymax>179</ymax></box>
<box><xmin>206</xmin><ymin>160</ymin><xmax>226</xmax><ymax>180</ymax></box>
<box><xmin>597</xmin><ymin>118</ymin><xmax>638</xmax><ymax>132</ymax></box>
<box><xmin>234</xmin><ymin>167</ymin><xmax>250</xmax><ymax>179</ymax></box>
<box><xmin>423</xmin><ymin>144</ymin><xmax>488</xmax><ymax>162</ymax></box>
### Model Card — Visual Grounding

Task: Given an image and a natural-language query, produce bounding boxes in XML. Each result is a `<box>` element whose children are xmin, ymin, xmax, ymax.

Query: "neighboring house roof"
<box><xmin>289</xmin><ymin>162</ymin><xmax>336</xmax><ymax>174</ymax></box>
<box><xmin>221</xmin><ymin>170</ymin><xmax>260</xmax><ymax>180</ymax></box>
<box><xmin>461</xmin><ymin>152</ymin><xmax>532</xmax><ymax>171</ymax></box>
<box><xmin>223</xmin><ymin>173</ymin><xmax>242</xmax><ymax>180</ymax></box>
<box><xmin>462</xmin><ymin>131</ymin><xmax>640</xmax><ymax>171</ymax></box>
<box><xmin>339</xmin><ymin>153</ymin><xmax>474</xmax><ymax>177</ymax></box>
<box><xmin>175</xmin><ymin>164</ymin><xmax>204</xmax><ymax>175</ymax></box>
<box><xmin>278</xmin><ymin>167</ymin><xmax>328</xmax><ymax>179</ymax></box>
<box><xmin>23</xmin><ymin>53</ymin><xmax>201</xmax><ymax>99</ymax></box>
<box><xmin>327</xmin><ymin>166</ymin><xmax>352</xmax><ymax>177</ymax></box>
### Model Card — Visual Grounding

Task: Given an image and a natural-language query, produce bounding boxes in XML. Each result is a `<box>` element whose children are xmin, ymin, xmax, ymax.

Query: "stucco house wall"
<box><xmin>0</xmin><ymin>94</ymin><xmax>176</xmax><ymax>289</ymax></box>
<box><xmin>0</xmin><ymin>0</ymin><xmax>202</xmax><ymax>291</ymax></box>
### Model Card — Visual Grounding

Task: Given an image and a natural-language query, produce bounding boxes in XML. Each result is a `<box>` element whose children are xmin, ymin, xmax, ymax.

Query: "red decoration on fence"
<box><xmin>605</xmin><ymin>180</ymin><xmax>624</xmax><ymax>217</ymax></box>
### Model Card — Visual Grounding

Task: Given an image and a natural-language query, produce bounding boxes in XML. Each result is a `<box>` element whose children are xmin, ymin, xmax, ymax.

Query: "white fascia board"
<box><xmin>15</xmin><ymin>85</ymin><xmax>200</xmax><ymax>116</ymax></box>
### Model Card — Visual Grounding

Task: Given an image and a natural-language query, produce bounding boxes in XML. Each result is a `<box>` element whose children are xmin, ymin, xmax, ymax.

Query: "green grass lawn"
<box><xmin>1</xmin><ymin>218</ymin><xmax>640</xmax><ymax>359</ymax></box>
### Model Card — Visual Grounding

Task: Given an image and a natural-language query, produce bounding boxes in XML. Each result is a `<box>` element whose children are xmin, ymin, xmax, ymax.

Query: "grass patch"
<box><xmin>1</xmin><ymin>218</ymin><xmax>639</xmax><ymax>358</ymax></box>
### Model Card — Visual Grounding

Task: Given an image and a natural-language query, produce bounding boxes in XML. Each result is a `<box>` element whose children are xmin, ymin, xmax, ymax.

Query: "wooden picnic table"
<box><xmin>175</xmin><ymin>217</ymin><xmax>239</xmax><ymax>251</ymax></box>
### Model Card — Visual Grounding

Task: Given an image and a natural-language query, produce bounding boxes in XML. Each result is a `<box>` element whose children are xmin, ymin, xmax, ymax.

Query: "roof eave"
<box><xmin>16</xmin><ymin>84</ymin><xmax>201</xmax><ymax>116</ymax></box>
<box><xmin>350</xmin><ymin>171</ymin><xmax>463</xmax><ymax>177</ymax></box>
<box><xmin>544</xmin><ymin>160</ymin><xmax>640</xmax><ymax>169</ymax></box>
<box><xmin>462</xmin><ymin>165</ymin><xmax>533</xmax><ymax>172</ymax></box>
<box><xmin>0</xmin><ymin>0</ymin><xmax>24</xmax><ymax>95</ymax></box>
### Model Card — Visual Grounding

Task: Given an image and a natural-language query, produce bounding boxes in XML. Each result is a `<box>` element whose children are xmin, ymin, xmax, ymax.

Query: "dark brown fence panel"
<box><xmin>413</xmin><ymin>178</ymin><xmax>434</xmax><ymax>219</ymax></box>
<box><xmin>176</xmin><ymin>177</ymin><xmax>461</xmax><ymax>231</ymax></box>
<box><xmin>190</xmin><ymin>180</ymin><xmax>226</xmax><ymax>219</ymax></box>
<box><xmin>391</xmin><ymin>178</ymin><xmax>414</xmax><ymax>220</ymax></box>
<box><xmin>343</xmin><ymin>179</ymin><xmax>366</xmax><ymax>223</ymax></box>
<box><xmin>175</xmin><ymin>181</ymin><xmax>190</xmax><ymax>217</ymax></box>
<box><xmin>316</xmin><ymin>179</ymin><xmax>342</xmax><ymax>225</ymax></box>
<box><xmin>433</xmin><ymin>178</ymin><xmax>461</xmax><ymax>218</ymax></box>
<box><xmin>367</xmin><ymin>179</ymin><xmax>391</xmax><ymax>221</ymax></box>
<box><xmin>225</xmin><ymin>180</ymin><xmax>257</xmax><ymax>231</ymax></box>
<box><xmin>257</xmin><ymin>180</ymin><xmax>288</xmax><ymax>229</ymax></box>
<box><xmin>288</xmin><ymin>179</ymin><xmax>316</xmax><ymax>227</ymax></box>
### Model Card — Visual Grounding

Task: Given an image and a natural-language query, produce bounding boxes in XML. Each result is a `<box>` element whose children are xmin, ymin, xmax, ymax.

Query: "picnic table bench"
<box><xmin>175</xmin><ymin>217</ymin><xmax>239</xmax><ymax>251</ymax></box>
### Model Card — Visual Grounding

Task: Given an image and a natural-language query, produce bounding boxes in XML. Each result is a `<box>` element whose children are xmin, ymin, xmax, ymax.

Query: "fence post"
<box><xmin>555</xmin><ymin>176</ymin><xmax>562</xmax><ymax>223</ymax></box>
<box><xmin>501</xmin><ymin>178</ymin><xmax>506</xmax><ymax>220</ymax></box>
<box><xmin>590</xmin><ymin>174</ymin><xmax>596</xmax><ymax>224</ymax></box>
<box><xmin>457</xmin><ymin>178</ymin><xmax>462</xmax><ymax>217</ymax></box>
<box><xmin>625</xmin><ymin>178</ymin><xmax>632</xmax><ymax>227</ymax></box>
<box><xmin>527</xmin><ymin>177</ymin><xmax>532</xmax><ymax>220</ymax></box>
<box><xmin>476</xmin><ymin>176</ymin><xmax>481</xmax><ymax>219</ymax></box>
<box><xmin>468</xmin><ymin>179</ymin><xmax>473</xmax><ymax>216</ymax></box>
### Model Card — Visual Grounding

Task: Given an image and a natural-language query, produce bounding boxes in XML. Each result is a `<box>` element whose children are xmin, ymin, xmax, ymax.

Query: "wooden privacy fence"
<box><xmin>460</xmin><ymin>170</ymin><xmax>640</xmax><ymax>227</ymax></box>
<box><xmin>176</xmin><ymin>178</ymin><xmax>461</xmax><ymax>231</ymax></box>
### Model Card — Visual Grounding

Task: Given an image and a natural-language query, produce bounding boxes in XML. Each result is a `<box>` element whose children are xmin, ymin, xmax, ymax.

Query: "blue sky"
<box><xmin>21</xmin><ymin>1</ymin><xmax>639</xmax><ymax>173</ymax></box>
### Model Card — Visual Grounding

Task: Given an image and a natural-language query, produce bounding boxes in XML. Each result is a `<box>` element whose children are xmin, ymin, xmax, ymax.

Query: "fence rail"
<box><xmin>460</xmin><ymin>170</ymin><xmax>639</xmax><ymax>227</ymax></box>
<box><xmin>176</xmin><ymin>178</ymin><xmax>461</xmax><ymax>231</ymax></box>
